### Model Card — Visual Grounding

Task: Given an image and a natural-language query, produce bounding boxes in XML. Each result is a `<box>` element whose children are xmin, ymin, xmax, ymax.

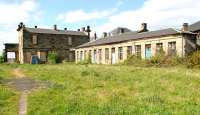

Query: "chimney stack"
<box><xmin>64</xmin><ymin>28</ymin><xmax>67</xmax><ymax>30</ymax></box>
<box><xmin>53</xmin><ymin>24</ymin><xmax>57</xmax><ymax>30</ymax></box>
<box><xmin>81</xmin><ymin>27</ymin><xmax>85</xmax><ymax>32</ymax></box>
<box><xmin>94</xmin><ymin>32</ymin><xmax>97</xmax><ymax>40</ymax></box>
<box><xmin>139</xmin><ymin>23</ymin><xmax>148</xmax><ymax>33</ymax></box>
<box><xmin>103</xmin><ymin>32</ymin><xmax>107</xmax><ymax>38</ymax></box>
<box><xmin>120</xmin><ymin>28</ymin><xmax>125</xmax><ymax>34</ymax></box>
<box><xmin>35</xmin><ymin>26</ymin><xmax>37</xmax><ymax>28</ymax></box>
<box><xmin>182</xmin><ymin>23</ymin><xmax>189</xmax><ymax>31</ymax></box>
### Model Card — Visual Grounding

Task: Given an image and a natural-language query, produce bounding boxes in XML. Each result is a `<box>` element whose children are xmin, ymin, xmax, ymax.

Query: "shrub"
<box><xmin>124</xmin><ymin>55</ymin><xmax>145</xmax><ymax>66</ymax></box>
<box><xmin>48</xmin><ymin>52</ymin><xmax>58</xmax><ymax>64</ymax></box>
<box><xmin>124</xmin><ymin>49</ymin><xmax>183</xmax><ymax>67</ymax></box>
<box><xmin>78</xmin><ymin>54</ymin><xmax>92</xmax><ymax>65</ymax></box>
<box><xmin>187</xmin><ymin>51</ymin><xmax>200</xmax><ymax>68</ymax></box>
<box><xmin>0</xmin><ymin>53</ymin><xmax>4</xmax><ymax>63</ymax></box>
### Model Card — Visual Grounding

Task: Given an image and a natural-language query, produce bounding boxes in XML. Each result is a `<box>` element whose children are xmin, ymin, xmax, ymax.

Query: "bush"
<box><xmin>48</xmin><ymin>52</ymin><xmax>58</xmax><ymax>64</ymax></box>
<box><xmin>124</xmin><ymin>49</ymin><xmax>183</xmax><ymax>67</ymax></box>
<box><xmin>187</xmin><ymin>51</ymin><xmax>200</xmax><ymax>68</ymax></box>
<box><xmin>78</xmin><ymin>54</ymin><xmax>92</xmax><ymax>65</ymax></box>
<box><xmin>147</xmin><ymin>54</ymin><xmax>183</xmax><ymax>67</ymax></box>
<box><xmin>124</xmin><ymin>55</ymin><xmax>145</xmax><ymax>66</ymax></box>
<box><xmin>0</xmin><ymin>53</ymin><xmax>4</xmax><ymax>63</ymax></box>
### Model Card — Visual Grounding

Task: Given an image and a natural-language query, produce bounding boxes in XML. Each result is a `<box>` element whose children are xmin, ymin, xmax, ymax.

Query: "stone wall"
<box><xmin>20</xmin><ymin>30</ymin><xmax>89</xmax><ymax>64</ymax></box>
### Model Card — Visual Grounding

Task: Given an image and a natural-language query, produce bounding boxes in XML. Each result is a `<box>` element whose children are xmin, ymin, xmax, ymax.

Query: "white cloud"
<box><xmin>0</xmin><ymin>0</ymin><xmax>39</xmax><ymax>53</ymax></box>
<box><xmin>57</xmin><ymin>0</ymin><xmax>123</xmax><ymax>23</ymax></box>
<box><xmin>57</xmin><ymin>10</ymin><xmax>114</xmax><ymax>23</ymax></box>
<box><xmin>95</xmin><ymin>0</ymin><xmax>200</xmax><ymax>36</ymax></box>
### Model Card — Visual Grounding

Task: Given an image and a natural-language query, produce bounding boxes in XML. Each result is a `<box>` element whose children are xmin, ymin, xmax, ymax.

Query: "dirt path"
<box><xmin>19</xmin><ymin>92</ymin><xmax>27</xmax><ymax>115</ymax></box>
<box><xmin>1</xmin><ymin>68</ymin><xmax>50</xmax><ymax>115</ymax></box>
<box><xmin>12</xmin><ymin>68</ymin><xmax>28</xmax><ymax>115</ymax></box>
<box><xmin>13</xmin><ymin>68</ymin><xmax>26</xmax><ymax>78</ymax></box>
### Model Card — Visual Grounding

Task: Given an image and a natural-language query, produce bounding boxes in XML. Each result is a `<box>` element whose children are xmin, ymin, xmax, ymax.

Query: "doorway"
<box><xmin>145</xmin><ymin>44</ymin><xmax>152</xmax><ymax>59</ymax></box>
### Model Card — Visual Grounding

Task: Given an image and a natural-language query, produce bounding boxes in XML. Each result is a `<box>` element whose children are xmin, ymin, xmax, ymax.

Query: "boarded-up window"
<box><xmin>156</xmin><ymin>43</ymin><xmax>163</xmax><ymax>54</ymax></box>
<box><xmin>80</xmin><ymin>51</ymin><xmax>83</xmax><ymax>61</ymax></box>
<box><xmin>135</xmin><ymin>45</ymin><xmax>141</xmax><ymax>58</ymax></box>
<box><xmin>127</xmin><ymin>46</ymin><xmax>132</xmax><ymax>57</ymax></box>
<box><xmin>93</xmin><ymin>50</ymin><xmax>97</xmax><ymax>63</ymax></box>
<box><xmin>68</xmin><ymin>37</ymin><xmax>72</xmax><ymax>45</ymax></box>
<box><xmin>32</xmin><ymin>35</ymin><xmax>37</xmax><ymax>45</ymax></box>
<box><xmin>105</xmin><ymin>48</ymin><xmax>109</xmax><ymax>61</ymax></box>
<box><xmin>84</xmin><ymin>50</ymin><xmax>87</xmax><ymax>59</ymax></box>
<box><xmin>168</xmin><ymin>42</ymin><xmax>176</xmax><ymax>56</ymax></box>
<box><xmin>98</xmin><ymin>49</ymin><xmax>102</xmax><ymax>63</ymax></box>
<box><xmin>77</xmin><ymin>51</ymin><xmax>79</xmax><ymax>61</ymax></box>
<box><xmin>118</xmin><ymin>47</ymin><xmax>123</xmax><ymax>60</ymax></box>
<box><xmin>39</xmin><ymin>51</ymin><xmax>47</xmax><ymax>62</ymax></box>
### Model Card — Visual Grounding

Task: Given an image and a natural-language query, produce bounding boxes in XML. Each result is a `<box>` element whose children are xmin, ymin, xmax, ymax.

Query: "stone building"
<box><xmin>5</xmin><ymin>22</ymin><xmax>91</xmax><ymax>64</ymax></box>
<box><xmin>189</xmin><ymin>21</ymin><xmax>200</xmax><ymax>46</ymax></box>
<box><xmin>75</xmin><ymin>23</ymin><xmax>198</xmax><ymax>64</ymax></box>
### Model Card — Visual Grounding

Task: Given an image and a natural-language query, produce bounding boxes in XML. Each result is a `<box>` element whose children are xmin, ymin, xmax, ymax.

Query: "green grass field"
<box><xmin>0</xmin><ymin>64</ymin><xmax>19</xmax><ymax>115</ymax></box>
<box><xmin>0</xmin><ymin>64</ymin><xmax>200</xmax><ymax>115</ymax></box>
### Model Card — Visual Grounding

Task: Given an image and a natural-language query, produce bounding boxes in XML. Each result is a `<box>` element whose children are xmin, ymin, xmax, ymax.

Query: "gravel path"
<box><xmin>1</xmin><ymin>68</ymin><xmax>51</xmax><ymax>115</ymax></box>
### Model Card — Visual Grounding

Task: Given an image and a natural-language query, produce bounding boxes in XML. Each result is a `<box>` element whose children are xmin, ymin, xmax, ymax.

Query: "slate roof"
<box><xmin>25</xmin><ymin>27</ymin><xmax>87</xmax><ymax>36</ymax></box>
<box><xmin>77</xmin><ymin>28</ymin><xmax>181</xmax><ymax>48</ymax></box>
<box><xmin>189</xmin><ymin>21</ymin><xmax>200</xmax><ymax>32</ymax></box>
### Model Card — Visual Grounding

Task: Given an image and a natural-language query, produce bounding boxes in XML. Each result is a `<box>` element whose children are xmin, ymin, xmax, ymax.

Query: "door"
<box><xmin>111</xmin><ymin>48</ymin><xmax>116</xmax><ymax>64</ymax></box>
<box><xmin>145</xmin><ymin>44</ymin><xmax>152</xmax><ymax>59</ymax></box>
<box><xmin>31</xmin><ymin>55</ymin><xmax>39</xmax><ymax>64</ymax></box>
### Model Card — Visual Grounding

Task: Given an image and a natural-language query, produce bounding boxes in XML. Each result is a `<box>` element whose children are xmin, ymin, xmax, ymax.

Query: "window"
<box><xmin>68</xmin><ymin>37</ymin><xmax>72</xmax><ymax>45</ymax></box>
<box><xmin>118</xmin><ymin>47</ymin><xmax>123</xmax><ymax>60</ymax></box>
<box><xmin>98</xmin><ymin>49</ymin><xmax>102</xmax><ymax>63</ymax></box>
<box><xmin>32</xmin><ymin>35</ymin><xmax>37</xmax><ymax>45</ymax></box>
<box><xmin>84</xmin><ymin>50</ymin><xmax>87</xmax><ymax>59</ymax></box>
<box><xmin>127</xmin><ymin>46</ymin><xmax>132</xmax><ymax>57</ymax></box>
<box><xmin>105</xmin><ymin>48</ymin><xmax>109</xmax><ymax>61</ymax></box>
<box><xmin>156</xmin><ymin>43</ymin><xmax>163</xmax><ymax>54</ymax></box>
<box><xmin>93</xmin><ymin>50</ymin><xmax>97</xmax><ymax>63</ymax></box>
<box><xmin>77</xmin><ymin>51</ymin><xmax>79</xmax><ymax>61</ymax></box>
<box><xmin>168</xmin><ymin>42</ymin><xmax>176</xmax><ymax>56</ymax></box>
<box><xmin>135</xmin><ymin>45</ymin><xmax>141</xmax><ymax>58</ymax></box>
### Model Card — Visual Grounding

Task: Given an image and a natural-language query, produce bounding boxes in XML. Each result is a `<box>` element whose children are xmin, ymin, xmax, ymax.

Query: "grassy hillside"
<box><xmin>17</xmin><ymin>64</ymin><xmax>200</xmax><ymax>115</ymax></box>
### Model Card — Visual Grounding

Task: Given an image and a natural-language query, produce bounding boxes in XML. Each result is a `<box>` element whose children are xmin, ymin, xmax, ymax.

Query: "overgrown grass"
<box><xmin>0</xmin><ymin>64</ymin><xmax>19</xmax><ymax>115</ymax></box>
<box><xmin>18</xmin><ymin>64</ymin><xmax>200</xmax><ymax>115</ymax></box>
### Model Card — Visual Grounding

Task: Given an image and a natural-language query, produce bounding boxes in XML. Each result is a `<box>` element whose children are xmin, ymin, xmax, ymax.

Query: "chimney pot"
<box><xmin>53</xmin><ymin>24</ymin><xmax>57</xmax><ymax>30</ymax></box>
<box><xmin>182</xmin><ymin>23</ymin><xmax>189</xmax><ymax>31</ymax></box>
<box><xmin>86</xmin><ymin>26</ymin><xmax>91</xmax><ymax>32</ymax></box>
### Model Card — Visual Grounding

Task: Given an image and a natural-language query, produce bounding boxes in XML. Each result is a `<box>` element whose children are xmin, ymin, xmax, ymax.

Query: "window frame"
<box><xmin>118</xmin><ymin>47</ymin><xmax>123</xmax><ymax>60</ymax></box>
<box><xmin>32</xmin><ymin>35</ymin><xmax>37</xmax><ymax>45</ymax></box>
<box><xmin>135</xmin><ymin>45</ymin><xmax>141</xmax><ymax>58</ymax></box>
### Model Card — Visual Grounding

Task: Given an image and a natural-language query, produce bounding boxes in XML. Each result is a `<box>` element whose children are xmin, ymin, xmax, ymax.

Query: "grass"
<box><xmin>0</xmin><ymin>63</ymin><xmax>200</xmax><ymax>115</ymax></box>
<box><xmin>19</xmin><ymin>64</ymin><xmax>200</xmax><ymax>115</ymax></box>
<box><xmin>0</xmin><ymin>64</ymin><xmax>19</xmax><ymax>115</ymax></box>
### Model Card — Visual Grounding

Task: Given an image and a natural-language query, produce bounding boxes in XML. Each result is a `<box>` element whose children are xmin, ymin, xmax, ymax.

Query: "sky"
<box><xmin>1</xmin><ymin>0</ymin><xmax>200</xmax><ymax>54</ymax></box>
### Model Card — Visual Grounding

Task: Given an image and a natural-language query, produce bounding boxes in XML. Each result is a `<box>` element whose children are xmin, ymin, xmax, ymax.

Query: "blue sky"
<box><xmin>0</xmin><ymin>0</ymin><xmax>200</xmax><ymax>53</ymax></box>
